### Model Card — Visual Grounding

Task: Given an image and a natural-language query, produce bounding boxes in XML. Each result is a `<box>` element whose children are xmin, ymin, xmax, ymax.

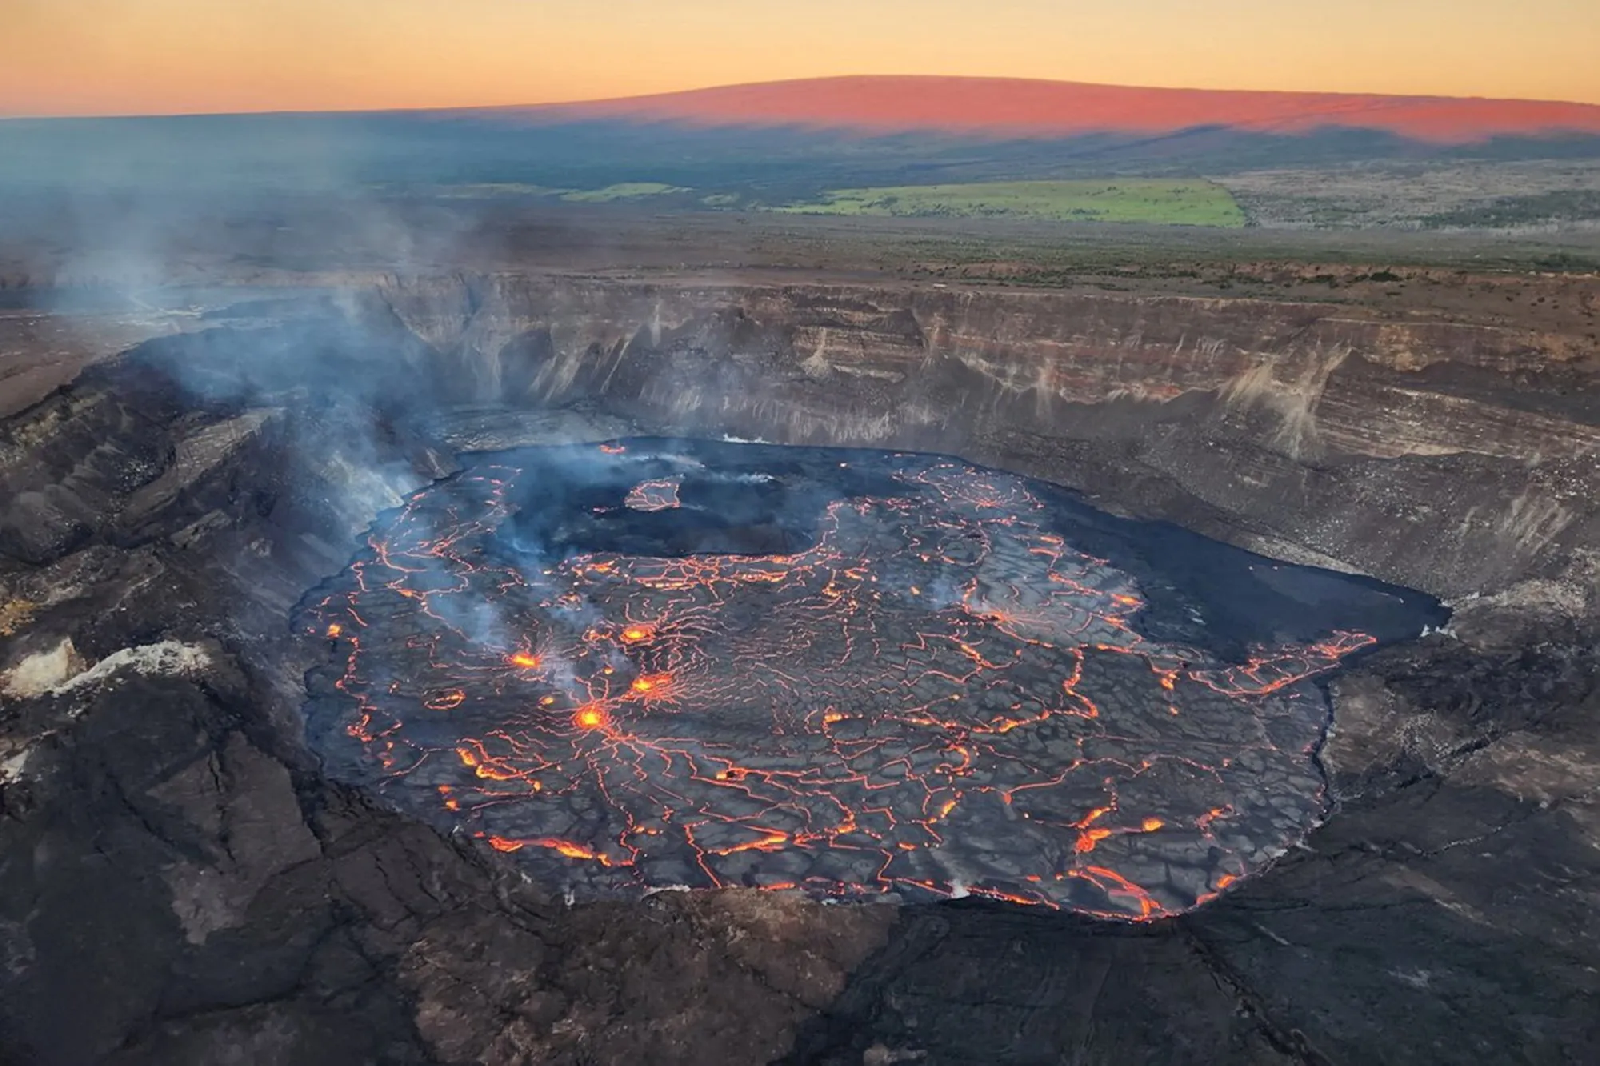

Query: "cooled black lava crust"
<box><xmin>300</xmin><ymin>439</ymin><xmax>1443</xmax><ymax>918</ymax></box>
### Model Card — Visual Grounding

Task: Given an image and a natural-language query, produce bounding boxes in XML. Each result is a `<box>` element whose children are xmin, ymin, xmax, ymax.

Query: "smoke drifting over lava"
<box><xmin>300</xmin><ymin>440</ymin><xmax>1436</xmax><ymax>918</ymax></box>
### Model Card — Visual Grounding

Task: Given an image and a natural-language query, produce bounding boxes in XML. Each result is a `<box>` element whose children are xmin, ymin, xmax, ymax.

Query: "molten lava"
<box><xmin>300</xmin><ymin>441</ymin><xmax>1405</xmax><ymax>919</ymax></box>
<box><xmin>625</xmin><ymin>477</ymin><xmax>683</xmax><ymax>512</ymax></box>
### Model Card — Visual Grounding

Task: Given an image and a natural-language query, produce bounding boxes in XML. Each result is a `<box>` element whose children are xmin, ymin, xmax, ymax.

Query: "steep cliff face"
<box><xmin>1</xmin><ymin>273</ymin><xmax>1596</xmax><ymax>1065</ymax></box>
<box><xmin>370</xmin><ymin>274</ymin><xmax>1600</xmax><ymax>608</ymax></box>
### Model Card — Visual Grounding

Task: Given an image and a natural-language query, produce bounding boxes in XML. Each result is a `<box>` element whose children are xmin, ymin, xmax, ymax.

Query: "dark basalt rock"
<box><xmin>0</xmin><ymin>310</ymin><xmax>1595</xmax><ymax>1065</ymax></box>
<box><xmin>783</xmin><ymin>904</ymin><xmax>1292</xmax><ymax>1066</ymax></box>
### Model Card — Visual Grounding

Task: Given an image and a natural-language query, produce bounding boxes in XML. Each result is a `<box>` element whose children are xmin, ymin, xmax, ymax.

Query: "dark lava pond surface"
<box><xmin>299</xmin><ymin>439</ymin><xmax>1445</xmax><ymax>919</ymax></box>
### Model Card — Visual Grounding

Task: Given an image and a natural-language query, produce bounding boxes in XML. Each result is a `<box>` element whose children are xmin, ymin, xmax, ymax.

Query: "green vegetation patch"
<box><xmin>559</xmin><ymin>182</ymin><xmax>690</xmax><ymax>203</ymax></box>
<box><xmin>429</xmin><ymin>183</ymin><xmax>564</xmax><ymax>198</ymax></box>
<box><xmin>1420</xmin><ymin>190</ymin><xmax>1600</xmax><ymax>229</ymax></box>
<box><xmin>422</xmin><ymin>181</ymin><xmax>692</xmax><ymax>203</ymax></box>
<box><xmin>769</xmin><ymin>180</ymin><xmax>1247</xmax><ymax>227</ymax></box>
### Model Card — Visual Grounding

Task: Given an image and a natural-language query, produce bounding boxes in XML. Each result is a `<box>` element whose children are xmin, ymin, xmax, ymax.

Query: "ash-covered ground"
<box><xmin>300</xmin><ymin>440</ymin><xmax>1441</xmax><ymax>918</ymax></box>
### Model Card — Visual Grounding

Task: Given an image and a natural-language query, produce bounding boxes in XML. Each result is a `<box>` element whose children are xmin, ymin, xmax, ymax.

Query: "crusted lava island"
<box><xmin>300</xmin><ymin>439</ymin><xmax>1438</xmax><ymax>918</ymax></box>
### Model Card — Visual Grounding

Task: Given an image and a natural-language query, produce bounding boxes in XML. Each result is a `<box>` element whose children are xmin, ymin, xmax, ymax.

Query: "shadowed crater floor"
<box><xmin>299</xmin><ymin>439</ymin><xmax>1443</xmax><ymax>918</ymax></box>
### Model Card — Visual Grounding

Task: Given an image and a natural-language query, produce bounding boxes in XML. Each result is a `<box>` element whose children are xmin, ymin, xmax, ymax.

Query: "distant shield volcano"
<box><xmin>483</xmin><ymin>75</ymin><xmax>1600</xmax><ymax>145</ymax></box>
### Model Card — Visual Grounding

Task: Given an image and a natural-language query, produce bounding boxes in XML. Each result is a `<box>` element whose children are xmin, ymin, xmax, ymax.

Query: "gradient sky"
<box><xmin>4</xmin><ymin>0</ymin><xmax>1599</xmax><ymax>118</ymax></box>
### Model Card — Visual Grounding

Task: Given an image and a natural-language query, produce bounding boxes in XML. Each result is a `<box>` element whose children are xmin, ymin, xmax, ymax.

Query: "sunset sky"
<box><xmin>3</xmin><ymin>0</ymin><xmax>1599</xmax><ymax>118</ymax></box>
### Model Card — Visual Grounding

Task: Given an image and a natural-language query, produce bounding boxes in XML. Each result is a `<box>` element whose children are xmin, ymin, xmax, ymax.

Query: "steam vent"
<box><xmin>301</xmin><ymin>439</ymin><xmax>1441</xmax><ymax>918</ymax></box>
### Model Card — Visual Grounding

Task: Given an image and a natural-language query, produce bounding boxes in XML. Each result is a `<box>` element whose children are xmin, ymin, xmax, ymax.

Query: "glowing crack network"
<box><xmin>300</xmin><ymin>440</ymin><xmax>1410</xmax><ymax>919</ymax></box>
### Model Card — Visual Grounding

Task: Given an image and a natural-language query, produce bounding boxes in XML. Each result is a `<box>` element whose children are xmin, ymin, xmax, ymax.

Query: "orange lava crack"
<box><xmin>303</xmin><ymin>453</ymin><xmax>1375</xmax><ymax>920</ymax></box>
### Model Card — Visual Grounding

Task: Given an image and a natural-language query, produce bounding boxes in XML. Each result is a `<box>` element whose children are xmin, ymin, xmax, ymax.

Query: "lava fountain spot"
<box><xmin>299</xmin><ymin>439</ymin><xmax>1444</xmax><ymax>919</ymax></box>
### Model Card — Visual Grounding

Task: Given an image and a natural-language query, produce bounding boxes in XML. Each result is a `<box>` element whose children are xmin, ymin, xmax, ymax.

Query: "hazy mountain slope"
<box><xmin>497</xmin><ymin>75</ymin><xmax>1600</xmax><ymax>143</ymax></box>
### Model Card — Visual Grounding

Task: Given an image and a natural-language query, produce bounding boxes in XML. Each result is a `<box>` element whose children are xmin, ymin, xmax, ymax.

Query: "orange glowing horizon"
<box><xmin>2</xmin><ymin>1</ymin><xmax>1598</xmax><ymax>120</ymax></box>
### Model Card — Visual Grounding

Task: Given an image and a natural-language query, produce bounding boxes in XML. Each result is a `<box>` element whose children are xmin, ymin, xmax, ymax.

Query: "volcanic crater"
<box><xmin>299</xmin><ymin>439</ymin><xmax>1440</xmax><ymax>918</ymax></box>
<box><xmin>2</xmin><ymin>266</ymin><xmax>1597</xmax><ymax>1065</ymax></box>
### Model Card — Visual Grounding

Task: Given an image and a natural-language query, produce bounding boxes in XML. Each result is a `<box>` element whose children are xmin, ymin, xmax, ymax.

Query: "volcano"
<box><xmin>2</xmin><ymin>264</ymin><xmax>1597</xmax><ymax>1065</ymax></box>
<box><xmin>497</xmin><ymin>75</ymin><xmax>1600</xmax><ymax>145</ymax></box>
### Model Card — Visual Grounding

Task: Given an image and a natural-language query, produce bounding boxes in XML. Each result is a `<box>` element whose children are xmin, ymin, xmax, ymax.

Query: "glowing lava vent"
<box><xmin>300</xmin><ymin>440</ymin><xmax>1438</xmax><ymax>919</ymax></box>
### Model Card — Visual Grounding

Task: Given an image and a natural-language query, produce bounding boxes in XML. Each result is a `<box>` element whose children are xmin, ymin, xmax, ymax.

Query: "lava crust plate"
<box><xmin>300</xmin><ymin>439</ymin><xmax>1442</xmax><ymax>919</ymax></box>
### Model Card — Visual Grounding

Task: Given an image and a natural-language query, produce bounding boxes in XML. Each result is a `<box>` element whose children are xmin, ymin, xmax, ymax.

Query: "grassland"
<box><xmin>428</xmin><ymin>182</ymin><xmax>563</xmax><ymax>199</ymax></box>
<box><xmin>1420</xmin><ymin>190</ymin><xmax>1600</xmax><ymax>229</ymax></box>
<box><xmin>559</xmin><ymin>182</ymin><xmax>689</xmax><ymax>203</ymax></box>
<box><xmin>769</xmin><ymin>180</ymin><xmax>1247</xmax><ymax>227</ymax></box>
<box><xmin>426</xmin><ymin>182</ymin><xmax>689</xmax><ymax>203</ymax></box>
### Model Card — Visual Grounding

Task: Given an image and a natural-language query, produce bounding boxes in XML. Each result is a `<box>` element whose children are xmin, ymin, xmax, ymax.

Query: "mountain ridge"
<box><xmin>467</xmin><ymin>75</ymin><xmax>1600</xmax><ymax>145</ymax></box>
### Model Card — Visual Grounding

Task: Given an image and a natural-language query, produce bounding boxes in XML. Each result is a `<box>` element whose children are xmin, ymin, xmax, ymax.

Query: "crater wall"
<box><xmin>1</xmin><ymin>273</ymin><xmax>1596</xmax><ymax>1065</ymax></box>
<box><xmin>360</xmin><ymin>274</ymin><xmax>1600</xmax><ymax>609</ymax></box>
